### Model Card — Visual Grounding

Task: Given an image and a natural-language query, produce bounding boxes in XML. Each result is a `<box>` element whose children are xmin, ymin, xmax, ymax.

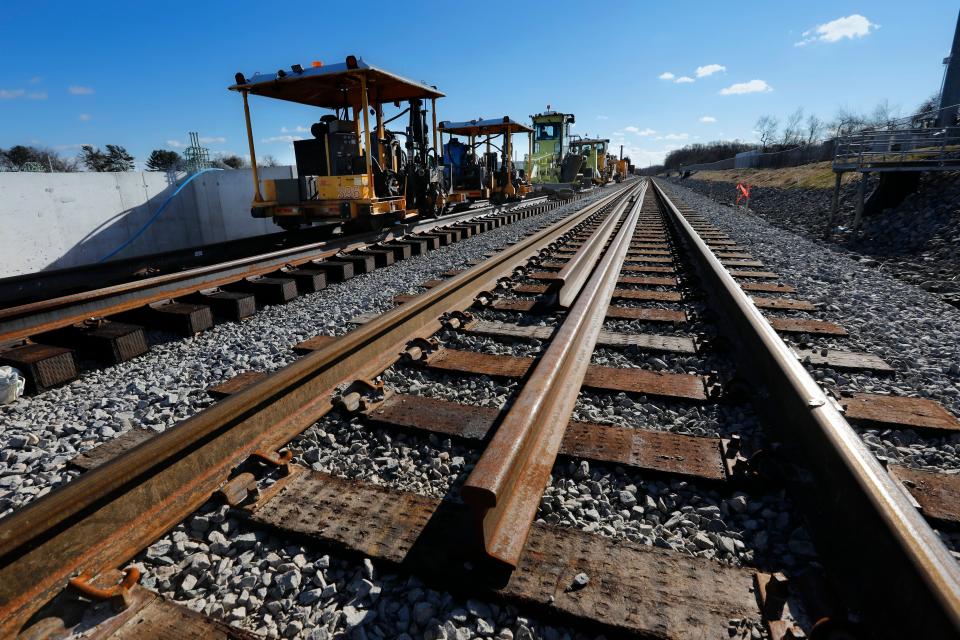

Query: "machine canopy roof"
<box><xmin>439</xmin><ymin>117</ymin><xmax>533</xmax><ymax>136</ymax></box>
<box><xmin>571</xmin><ymin>138</ymin><xmax>610</xmax><ymax>145</ymax></box>
<box><xmin>228</xmin><ymin>58</ymin><xmax>444</xmax><ymax>108</ymax></box>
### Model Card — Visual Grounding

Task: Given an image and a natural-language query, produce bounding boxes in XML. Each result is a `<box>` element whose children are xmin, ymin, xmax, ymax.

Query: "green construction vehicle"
<box><xmin>525</xmin><ymin>108</ymin><xmax>582</xmax><ymax>194</ymax></box>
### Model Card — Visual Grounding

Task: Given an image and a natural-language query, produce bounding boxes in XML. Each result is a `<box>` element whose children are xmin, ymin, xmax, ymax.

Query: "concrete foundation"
<box><xmin>0</xmin><ymin>167</ymin><xmax>293</xmax><ymax>278</ymax></box>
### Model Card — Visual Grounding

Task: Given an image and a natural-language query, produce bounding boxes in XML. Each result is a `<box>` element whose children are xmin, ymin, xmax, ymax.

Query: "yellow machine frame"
<box><xmin>438</xmin><ymin>117</ymin><xmax>534</xmax><ymax>202</ymax></box>
<box><xmin>229</xmin><ymin>56</ymin><xmax>445</xmax><ymax>225</ymax></box>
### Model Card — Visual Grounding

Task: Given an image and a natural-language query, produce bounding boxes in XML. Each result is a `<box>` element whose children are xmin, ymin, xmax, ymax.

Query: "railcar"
<box><xmin>439</xmin><ymin>117</ymin><xmax>533</xmax><ymax>205</ymax></box>
<box><xmin>228</xmin><ymin>56</ymin><xmax>446</xmax><ymax>231</ymax></box>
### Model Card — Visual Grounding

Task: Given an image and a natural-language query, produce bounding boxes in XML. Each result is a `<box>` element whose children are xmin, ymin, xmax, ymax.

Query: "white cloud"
<box><xmin>68</xmin><ymin>85</ymin><xmax>95</xmax><ymax>95</ymax></box>
<box><xmin>674</xmin><ymin>76</ymin><xmax>695</xmax><ymax>84</ymax></box>
<box><xmin>166</xmin><ymin>139</ymin><xmax>185</xmax><ymax>148</ymax></box>
<box><xmin>699</xmin><ymin>116</ymin><xmax>717</xmax><ymax>123</ymax></box>
<box><xmin>281</xmin><ymin>125</ymin><xmax>310</xmax><ymax>133</ymax></box>
<box><xmin>719</xmin><ymin>79</ymin><xmax>773</xmax><ymax>95</ymax></box>
<box><xmin>596</xmin><ymin>115</ymin><xmax>609</xmax><ymax>120</ymax></box>
<box><xmin>624</xmin><ymin>126</ymin><xmax>656</xmax><ymax>136</ymax></box>
<box><xmin>795</xmin><ymin>14</ymin><xmax>878</xmax><ymax>46</ymax></box>
<box><xmin>78</xmin><ymin>113</ymin><xmax>92</xmax><ymax>121</ymax></box>
<box><xmin>29</xmin><ymin>76</ymin><xmax>42</xmax><ymax>84</ymax></box>
<box><xmin>199</xmin><ymin>136</ymin><xmax>226</xmax><ymax>144</ymax></box>
<box><xmin>262</xmin><ymin>135</ymin><xmax>303</xmax><ymax>143</ymax></box>
<box><xmin>0</xmin><ymin>88</ymin><xmax>46</xmax><ymax>100</ymax></box>
<box><xmin>695</xmin><ymin>64</ymin><xmax>726</xmax><ymax>78</ymax></box>
<box><xmin>661</xmin><ymin>133</ymin><xmax>689</xmax><ymax>140</ymax></box>
<box><xmin>658</xmin><ymin>72</ymin><xmax>675</xmax><ymax>80</ymax></box>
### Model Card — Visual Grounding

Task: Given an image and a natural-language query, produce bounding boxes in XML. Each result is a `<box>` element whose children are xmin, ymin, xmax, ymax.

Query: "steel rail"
<box><xmin>650</xmin><ymin>179</ymin><xmax>960</xmax><ymax>639</ymax></box>
<box><xmin>555</xmin><ymin>188</ymin><xmax>633</xmax><ymax>307</ymax></box>
<box><xmin>0</xmin><ymin>185</ymin><xmax>633</xmax><ymax>637</ymax></box>
<box><xmin>461</xmin><ymin>180</ymin><xmax>646</xmax><ymax>567</ymax></box>
<box><xmin>0</xmin><ymin>196</ymin><xmax>551</xmax><ymax>344</ymax></box>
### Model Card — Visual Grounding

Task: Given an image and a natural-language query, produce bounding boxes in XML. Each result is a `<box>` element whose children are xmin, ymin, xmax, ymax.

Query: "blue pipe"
<box><xmin>97</xmin><ymin>168</ymin><xmax>224</xmax><ymax>263</ymax></box>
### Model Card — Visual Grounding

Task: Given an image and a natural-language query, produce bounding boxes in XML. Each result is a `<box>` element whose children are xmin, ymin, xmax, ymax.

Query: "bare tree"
<box><xmin>830</xmin><ymin>106</ymin><xmax>867</xmax><ymax>136</ymax></box>
<box><xmin>755</xmin><ymin>115</ymin><xmax>779</xmax><ymax>149</ymax></box>
<box><xmin>214</xmin><ymin>154</ymin><xmax>246</xmax><ymax>169</ymax></box>
<box><xmin>781</xmin><ymin>108</ymin><xmax>804</xmax><ymax>146</ymax></box>
<box><xmin>869</xmin><ymin>99</ymin><xmax>900</xmax><ymax>128</ymax></box>
<box><xmin>805</xmin><ymin>114</ymin><xmax>825</xmax><ymax>144</ymax></box>
<box><xmin>259</xmin><ymin>155</ymin><xmax>281</xmax><ymax>167</ymax></box>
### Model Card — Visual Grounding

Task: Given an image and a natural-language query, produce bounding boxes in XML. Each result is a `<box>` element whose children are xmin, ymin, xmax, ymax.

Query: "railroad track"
<box><xmin>1</xmin><ymin>177</ymin><xmax>958</xmax><ymax>639</ymax></box>
<box><xmin>0</xmin><ymin>194</ymin><xmax>579</xmax><ymax>396</ymax></box>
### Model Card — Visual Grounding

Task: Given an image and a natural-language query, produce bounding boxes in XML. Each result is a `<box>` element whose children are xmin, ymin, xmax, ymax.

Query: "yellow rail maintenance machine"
<box><xmin>229</xmin><ymin>56</ymin><xmax>446</xmax><ymax>231</ymax></box>
<box><xmin>438</xmin><ymin>117</ymin><xmax>533</xmax><ymax>205</ymax></box>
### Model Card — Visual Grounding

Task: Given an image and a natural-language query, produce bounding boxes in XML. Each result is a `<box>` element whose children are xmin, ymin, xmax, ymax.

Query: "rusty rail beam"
<box><xmin>461</xmin><ymin>181</ymin><xmax>646</xmax><ymax>568</ymax></box>
<box><xmin>0</xmin><ymin>186</ymin><xmax>631</xmax><ymax>637</ymax></box>
<box><xmin>650</xmin><ymin>179</ymin><xmax>960</xmax><ymax>639</ymax></box>
<box><xmin>555</xmin><ymin>184</ymin><xmax>640</xmax><ymax>307</ymax></box>
<box><xmin>0</xmin><ymin>197</ymin><xmax>551</xmax><ymax>345</ymax></box>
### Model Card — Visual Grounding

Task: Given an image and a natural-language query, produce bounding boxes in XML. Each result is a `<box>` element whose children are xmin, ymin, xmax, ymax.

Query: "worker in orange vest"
<box><xmin>736</xmin><ymin>182</ymin><xmax>751</xmax><ymax>207</ymax></box>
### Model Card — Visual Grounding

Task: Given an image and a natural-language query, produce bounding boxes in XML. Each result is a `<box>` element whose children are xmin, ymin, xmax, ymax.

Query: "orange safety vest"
<box><xmin>736</xmin><ymin>182</ymin><xmax>751</xmax><ymax>204</ymax></box>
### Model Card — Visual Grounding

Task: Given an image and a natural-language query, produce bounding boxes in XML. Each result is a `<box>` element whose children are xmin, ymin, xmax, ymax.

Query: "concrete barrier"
<box><xmin>0</xmin><ymin>167</ymin><xmax>293</xmax><ymax>278</ymax></box>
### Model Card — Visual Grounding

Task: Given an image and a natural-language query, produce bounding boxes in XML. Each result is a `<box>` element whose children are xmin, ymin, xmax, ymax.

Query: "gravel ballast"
<box><xmin>0</xmin><ymin>195</ymin><xmax>606</xmax><ymax>518</ymax></box>
<box><xmin>660</xmin><ymin>182</ymin><xmax>960</xmax><ymax>474</ymax></box>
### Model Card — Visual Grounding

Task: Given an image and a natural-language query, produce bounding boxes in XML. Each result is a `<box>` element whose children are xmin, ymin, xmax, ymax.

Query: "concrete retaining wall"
<box><xmin>0</xmin><ymin>167</ymin><xmax>293</xmax><ymax>278</ymax></box>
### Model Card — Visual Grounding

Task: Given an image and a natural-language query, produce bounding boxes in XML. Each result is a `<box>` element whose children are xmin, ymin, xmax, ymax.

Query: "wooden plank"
<box><xmin>620</xmin><ymin>264</ymin><xmax>676</xmax><ymax>274</ymax></box>
<box><xmin>794</xmin><ymin>348</ymin><xmax>893</xmax><ymax>373</ymax></box>
<box><xmin>751</xmin><ymin>297</ymin><xmax>816</xmax><ymax>311</ymax></box>
<box><xmin>465</xmin><ymin>320</ymin><xmax>696</xmax><ymax>353</ymax></box>
<box><xmin>292</xmin><ymin>334</ymin><xmax>338</xmax><ymax>354</ymax></box>
<box><xmin>768</xmin><ymin>317</ymin><xmax>848</xmax><ymax>336</ymax></box>
<box><xmin>366</xmin><ymin>394</ymin><xmax>725</xmax><ymax>480</ymax></box>
<box><xmin>426</xmin><ymin>348</ymin><xmax>707</xmax><ymax>400</ymax></box>
<box><xmin>730</xmin><ymin>271</ymin><xmax>779</xmax><ymax>280</ymax></box>
<box><xmin>207</xmin><ymin>371</ymin><xmax>268</xmax><ymax>398</ymax></box>
<box><xmin>721</xmin><ymin>260</ymin><xmax>765</xmax><ymax>268</ymax></box>
<box><xmin>843</xmin><ymin>394</ymin><xmax>960</xmax><ymax>433</ymax></box>
<box><xmin>623</xmin><ymin>256</ymin><xmax>673</xmax><ymax>264</ymax></box>
<box><xmin>889</xmin><ymin>465</ymin><xmax>960</xmax><ymax>524</ymax></box>
<box><xmin>739</xmin><ymin>282</ymin><xmax>796</xmax><ymax>293</ymax></box>
<box><xmin>69</xmin><ymin>429</ymin><xmax>156</xmax><ymax>472</ymax></box>
<box><xmin>612</xmin><ymin>289</ymin><xmax>682</xmax><ymax>302</ymax></box>
<box><xmin>247</xmin><ymin>469</ymin><xmax>760</xmax><ymax>639</ymax></box>
<box><xmin>606</xmin><ymin>306</ymin><xmax>687</xmax><ymax>323</ymax></box>
<box><xmin>617</xmin><ymin>276</ymin><xmax>678</xmax><ymax>287</ymax></box>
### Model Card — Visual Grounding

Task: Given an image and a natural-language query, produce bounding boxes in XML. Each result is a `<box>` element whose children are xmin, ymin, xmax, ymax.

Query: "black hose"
<box><xmin>383</xmin><ymin>108</ymin><xmax>410</xmax><ymax>126</ymax></box>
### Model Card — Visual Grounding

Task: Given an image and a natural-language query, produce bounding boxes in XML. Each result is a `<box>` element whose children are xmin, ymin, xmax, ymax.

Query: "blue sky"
<box><xmin>0</xmin><ymin>1</ymin><xmax>956</xmax><ymax>169</ymax></box>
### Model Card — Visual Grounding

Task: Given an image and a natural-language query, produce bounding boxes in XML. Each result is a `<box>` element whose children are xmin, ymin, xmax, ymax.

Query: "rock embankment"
<box><xmin>672</xmin><ymin>171</ymin><xmax>960</xmax><ymax>307</ymax></box>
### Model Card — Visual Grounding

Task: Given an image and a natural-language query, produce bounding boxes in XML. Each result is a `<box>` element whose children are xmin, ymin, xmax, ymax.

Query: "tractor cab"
<box><xmin>228</xmin><ymin>56</ymin><xmax>446</xmax><ymax>231</ymax></box>
<box><xmin>570</xmin><ymin>137</ymin><xmax>611</xmax><ymax>185</ymax></box>
<box><xmin>439</xmin><ymin>117</ymin><xmax>533</xmax><ymax>204</ymax></box>
<box><xmin>527</xmin><ymin>108</ymin><xmax>581</xmax><ymax>192</ymax></box>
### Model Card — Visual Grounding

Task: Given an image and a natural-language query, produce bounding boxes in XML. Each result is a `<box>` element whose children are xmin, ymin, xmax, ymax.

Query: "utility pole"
<box><xmin>937</xmin><ymin>10</ymin><xmax>960</xmax><ymax>127</ymax></box>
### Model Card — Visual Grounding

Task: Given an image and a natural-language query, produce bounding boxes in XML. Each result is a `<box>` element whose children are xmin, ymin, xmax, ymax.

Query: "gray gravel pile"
<box><xmin>0</xmin><ymin>196</ymin><xmax>601</xmax><ymax>518</ymax></box>
<box><xmin>539</xmin><ymin>459</ymin><xmax>809</xmax><ymax>570</ymax></box>
<box><xmin>660</xmin><ymin>182</ymin><xmax>960</xmax><ymax>472</ymax></box>
<box><xmin>131</xmin><ymin>501</ymin><xmax>608</xmax><ymax>640</ymax></box>
<box><xmin>673</xmin><ymin>172</ymin><xmax>960</xmax><ymax>307</ymax></box>
<box><xmin>382</xmin><ymin>365</ymin><xmax>517</xmax><ymax>411</ymax></box>
<box><xmin>573</xmin><ymin>390</ymin><xmax>760</xmax><ymax>440</ymax></box>
<box><xmin>291</xmin><ymin>412</ymin><xmax>475</xmax><ymax>499</ymax></box>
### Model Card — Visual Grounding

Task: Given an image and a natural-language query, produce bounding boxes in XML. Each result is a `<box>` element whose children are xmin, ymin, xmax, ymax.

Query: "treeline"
<box><xmin>0</xmin><ymin>145</ymin><xmax>255</xmax><ymax>173</ymax></box>
<box><xmin>645</xmin><ymin>94</ymin><xmax>942</xmax><ymax>174</ymax></box>
<box><xmin>658</xmin><ymin>141</ymin><xmax>756</xmax><ymax>173</ymax></box>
